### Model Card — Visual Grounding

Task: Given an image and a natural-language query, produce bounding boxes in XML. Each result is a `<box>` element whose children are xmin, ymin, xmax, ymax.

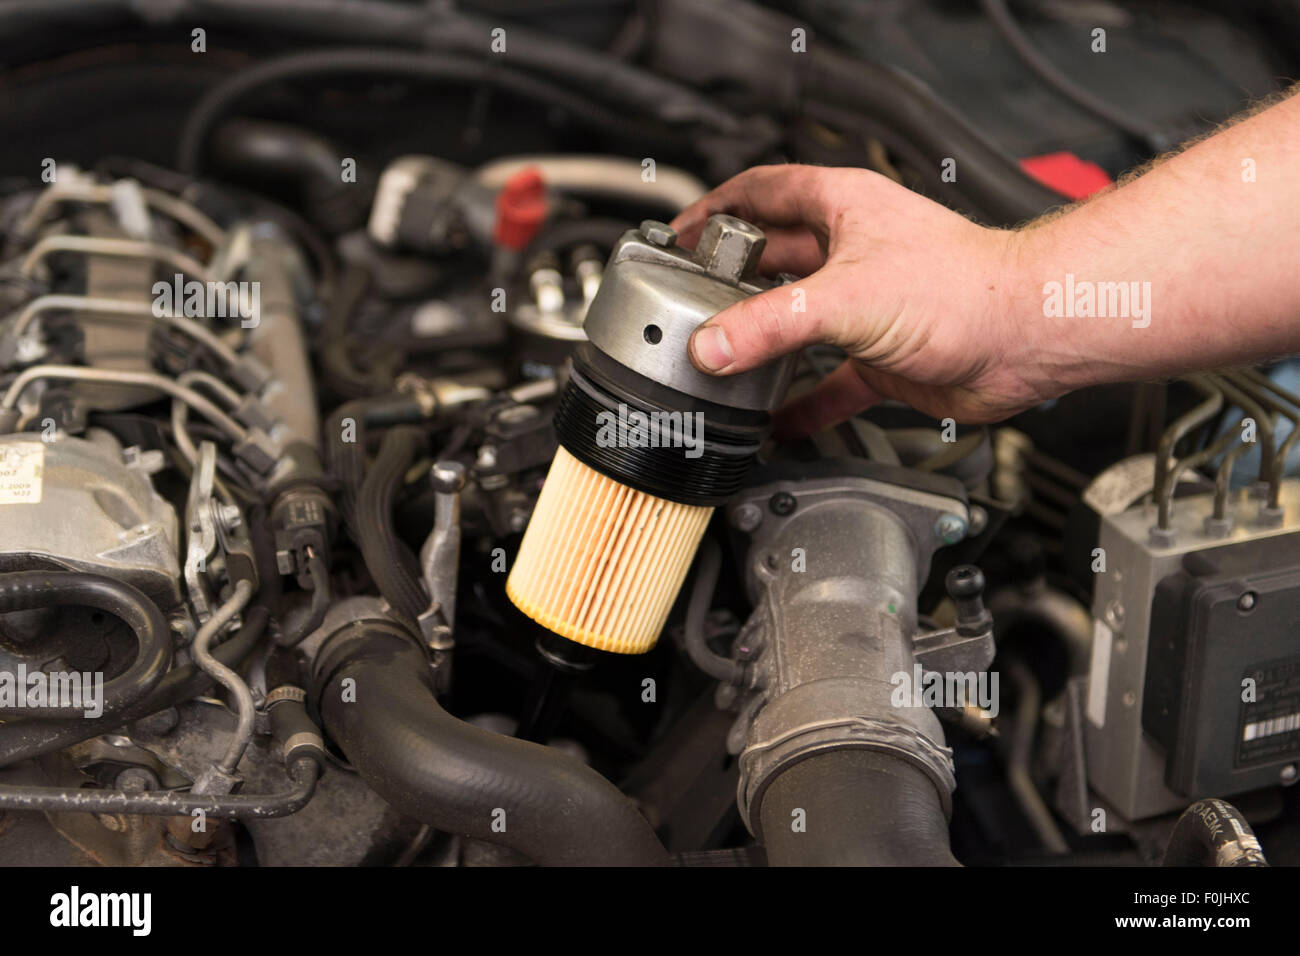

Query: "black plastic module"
<box><xmin>1144</xmin><ymin>535</ymin><xmax>1300</xmax><ymax>798</ymax></box>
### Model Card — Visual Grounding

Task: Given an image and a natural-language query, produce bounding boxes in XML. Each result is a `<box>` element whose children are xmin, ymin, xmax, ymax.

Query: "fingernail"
<box><xmin>691</xmin><ymin>325</ymin><xmax>733</xmax><ymax>372</ymax></box>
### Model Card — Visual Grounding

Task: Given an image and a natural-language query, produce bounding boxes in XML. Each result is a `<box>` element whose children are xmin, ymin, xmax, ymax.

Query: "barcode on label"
<box><xmin>1243</xmin><ymin>712</ymin><xmax>1300</xmax><ymax>741</ymax></box>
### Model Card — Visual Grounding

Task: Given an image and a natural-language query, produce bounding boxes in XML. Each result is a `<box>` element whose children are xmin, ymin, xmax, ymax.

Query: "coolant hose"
<box><xmin>354</xmin><ymin>425</ymin><xmax>428</xmax><ymax>627</ymax></box>
<box><xmin>325</xmin><ymin>394</ymin><xmax>426</xmax><ymax>539</ymax></box>
<box><xmin>0</xmin><ymin>572</ymin><xmax>171</xmax><ymax>719</ymax></box>
<box><xmin>1162</xmin><ymin>799</ymin><xmax>1268</xmax><ymax>867</ymax></box>
<box><xmin>313</xmin><ymin>619</ymin><xmax>669</xmax><ymax>866</ymax></box>
<box><xmin>757</xmin><ymin>750</ymin><xmax>960</xmax><ymax>867</ymax></box>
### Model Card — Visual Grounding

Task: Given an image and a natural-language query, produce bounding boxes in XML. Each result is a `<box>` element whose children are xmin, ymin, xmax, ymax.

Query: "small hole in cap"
<box><xmin>643</xmin><ymin>324</ymin><xmax>662</xmax><ymax>344</ymax></box>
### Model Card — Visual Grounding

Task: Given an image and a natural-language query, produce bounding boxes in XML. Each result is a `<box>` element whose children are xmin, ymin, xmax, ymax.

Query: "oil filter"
<box><xmin>507</xmin><ymin>214</ymin><xmax>794</xmax><ymax>653</ymax></box>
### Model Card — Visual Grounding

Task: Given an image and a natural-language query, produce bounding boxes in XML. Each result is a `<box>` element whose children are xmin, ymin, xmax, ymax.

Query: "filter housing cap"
<box><xmin>581</xmin><ymin>216</ymin><xmax>795</xmax><ymax>412</ymax></box>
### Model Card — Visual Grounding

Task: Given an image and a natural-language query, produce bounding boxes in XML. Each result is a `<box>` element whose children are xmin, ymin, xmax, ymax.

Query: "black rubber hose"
<box><xmin>0</xmin><ymin>0</ymin><xmax>736</xmax><ymax>135</ymax></box>
<box><xmin>314</xmin><ymin>619</ymin><xmax>669</xmax><ymax>866</ymax></box>
<box><xmin>0</xmin><ymin>605</ymin><xmax>268</xmax><ymax>767</ymax></box>
<box><xmin>0</xmin><ymin>756</ymin><xmax>319</xmax><ymax>819</ymax></box>
<box><xmin>799</xmin><ymin>32</ymin><xmax>1071</xmax><ymax>222</ymax></box>
<box><xmin>272</xmin><ymin>552</ymin><xmax>331</xmax><ymax>648</ymax></box>
<box><xmin>324</xmin><ymin>394</ymin><xmax>426</xmax><ymax>538</ymax></box>
<box><xmin>980</xmin><ymin>0</ymin><xmax>1166</xmax><ymax>152</ymax></box>
<box><xmin>0</xmin><ymin>572</ymin><xmax>171</xmax><ymax>719</ymax></box>
<box><xmin>0</xmin><ymin>507</ymin><xmax>280</xmax><ymax>766</ymax></box>
<box><xmin>757</xmin><ymin>750</ymin><xmax>959</xmax><ymax>867</ymax></box>
<box><xmin>208</xmin><ymin>118</ymin><xmax>371</xmax><ymax>234</ymax></box>
<box><xmin>1162</xmin><ymin>799</ymin><xmax>1269</xmax><ymax>867</ymax></box>
<box><xmin>803</xmin><ymin>87</ymin><xmax>1063</xmax><ymax>226</ymax></box>
<box><xmin>319</xmin><ymin>263</ymin><xmax>388</xmax><ymax>400</ymax></box>
<box><xmin>177</xmin><ymin>47</ymin><xmax>700</xmax><ymax>175</ymax></box>
<box><xmin>354</xmin><ymin>425</ymin><xmax>428</xmax><ymax>627</ymax></box>
<box><xmin>210</xmin><ymin>117</ymin><xmax>345</xmax><ymax>192</ymax></box>
<box><xmin>637</xmin><ymin>0</ymin><xmax>1067</xmax><ymax>222</ymax></box>
<box><xmin>326</xmin><ymin>399</ymin><xmax>369</xmax><ymax>537</ymax></box>
<box><xmin>185</xmin><ymin>1</ymin><xmax>744</xmax><ymax>129</ymax></box>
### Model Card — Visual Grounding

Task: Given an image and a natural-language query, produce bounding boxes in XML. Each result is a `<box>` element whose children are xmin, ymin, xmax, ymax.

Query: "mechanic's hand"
<box><xmin>671</xmin><ymin>164</ymin><xmax>1045</xmax><ymax>436</ymax></box>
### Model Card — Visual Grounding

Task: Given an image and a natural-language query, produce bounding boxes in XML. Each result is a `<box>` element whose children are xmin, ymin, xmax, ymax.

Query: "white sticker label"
<box><xmin>1086</xmin><ymin>618</ymin><xmax>1113</xmax><ymax>728</ymax></box>
<box><xmin>0</xmin><ymin>442</ymin><xmax>44</xmax><ymax>504</ymax></box>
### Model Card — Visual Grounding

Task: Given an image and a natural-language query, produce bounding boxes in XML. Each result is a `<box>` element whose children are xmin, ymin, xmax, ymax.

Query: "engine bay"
<box><xmin>0</xmin><ymin>0</ymin><xmax>1297</xmax><ymax>876</ymax></box>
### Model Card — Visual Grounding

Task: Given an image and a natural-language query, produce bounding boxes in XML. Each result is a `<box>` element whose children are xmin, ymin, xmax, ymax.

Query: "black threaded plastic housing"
<box><xmin>553</xmin><ymin>345</ymin><xmax>770</xmax><ymax>506</ymax></box>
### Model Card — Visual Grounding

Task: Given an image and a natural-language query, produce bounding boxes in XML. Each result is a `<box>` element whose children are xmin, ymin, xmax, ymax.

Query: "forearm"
<box><xmin>1005</xmin><ymin>86</ymin><xmax>1300</xmax><ymax>398</ymax></box>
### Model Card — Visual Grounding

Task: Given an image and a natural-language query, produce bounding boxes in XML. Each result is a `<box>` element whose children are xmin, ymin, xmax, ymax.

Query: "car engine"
<box><xmin>0</xmin><ymin>0</ymin><xmax>1297</xmax><ymax>873</ymax></box>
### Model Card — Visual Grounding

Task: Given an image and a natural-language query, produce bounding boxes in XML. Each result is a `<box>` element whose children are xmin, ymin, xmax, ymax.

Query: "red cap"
<box><xmin>493</xmin><ymin>167</ymin><xmax>547</xmax><ymax>251</ymax></box>
<box><xmin>1019</xmin><ymin>152</ymin><xmax>1112</xmax><ymax>201</ymax></box>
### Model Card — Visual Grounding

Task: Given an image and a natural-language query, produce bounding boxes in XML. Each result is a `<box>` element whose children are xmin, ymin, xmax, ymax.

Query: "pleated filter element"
<box><xmin>506</xmin><ymin>446</ymin><xmax>713</xmax><ymax>654</ymax></box>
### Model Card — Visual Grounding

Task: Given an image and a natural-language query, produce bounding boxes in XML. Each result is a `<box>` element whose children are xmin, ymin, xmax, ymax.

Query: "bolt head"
<box><xmin>1203</xmin><ymin>514</ymin><xmax>1233</xmax><ymax>538</ymax></box>
<box><xmin>1104</xmin><ymin>599</ymin><xmax>1126</xmax><ymax>630</ymax></box>
<box><xmin>1237</xmin><ymin>591</ymin><xmax>1257</xmax><ymax>613</ymax></box>
<box><xmin>732</xmin><ymin>503</ymin><xmax>763</xmax><ymax>532</ymax></box>
<box><xmin>934</xmin><ymin>513</ymin><xmax>967</xmax><ymax>544</ymax></box>
<box><xmin>695</xmin><ymin>214</ymin><xmax>765</xmax><ymax>283</ymax></box>
<box><xmin>945</xmin><ymin>564</ymin><xmax>985</xmax><ymax>599</ymax></box>
<box><xmin>1281</xmin><ymin>764</ymin><xmax>1298</xmax><ymax>785</ymax></box>
<box><xmin>431</xmin><ymin>459</ymin><xmax>467</xmax><ymax>493</ymax></box>
<box><xmin>217</xmin><ymin>503</ymin><xmax>242</xmax><ymax>532</ymax></box>
<box><xmin>639</xmin><ymin>220</ymin><xmax>677</xmax><ymax>248</ymax></box>
<box><xmin>1257</xmin><ymin>504</ymin><xmax>1285</xmax><ymax>528</ymax></box>
<box><xmin>1148</xmin><ymin>524</ymin><xmax>1178</xmax><ymax>548</ymax></box>
<box><xmin>768</xmin><ymin>492</ymin><xmax>796</xmax><ymax>517</ymax></box>
<box><xmin>115</xmin><ymin>767</ymin><xmax>158</xmax><ymax>791</ymax></box>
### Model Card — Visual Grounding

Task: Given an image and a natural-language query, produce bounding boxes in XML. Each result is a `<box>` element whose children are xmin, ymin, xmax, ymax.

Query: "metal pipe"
<box><xmin>171</xmin><ymin>371</ymin><xmax>247</xmax><ymax>468</ymax></box>
<box><xmin>1153</xmin><ymin>377</ymin><xmax>1223</xmax><ymax>523</ymax></box>
<box><xmin>1230</xmin><ymin>369</ymin><xmax>1300</xmax><ymax>508</ymax></box>
<box><xmin>1159</xmin><ymin>430</ymin><xmax>1243</xmax><ymax>529</ymax></box>
<box><xmin>191</xmin><ymin>579</ymin><xmax>257</xmax><ymax>775</ymax></box>
<box><xmin>683</xmin><ymin>537</ymin><xmax>745</xmax><ymax>685</ymax></box>
<box><xmin>9</xmin><ymin>294</ymin><xmax>240</xmax><ymax>367</ymax></box>
<box><xmin>1213</xmin><ymin>441</ymin><xmax>1251</xmax><ymax>521</ymax></box>
<box><xmin>178</xmin><ymin>369</ymin><xmax>244</xmax><ymax>410</ymax></box>
<box><xmin>473</xmin><ymin>155</ymin><xmax>707</xmax><ymax>212</ymax></box>
<box><xmin>1004</xmin><ymin>658</ymin><xmax>1069</xmax><ymax>854</ymax></box>
<box><xmin>20</xmin><ymin>235</ymin><xmax>214</xmax><ymax>281</ymax></box>
<box><xmin>0</xmin><ymin>757</ymin><xmax>319</xmax><ymax>819</ymax></box>
<box><xmin>1</xmin><ymin>365</ymin><xmax>248</xmax><ymax>443</ymax></box>
<box><xmin>15</xmin><ymin>181</ymin><xmax>226</xmax><ymax>247</ymax></box>
<box><xmin>1208</xmin><ymin>373</ymin><xmax>1276</xmax><ymax>500</ymax></box>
